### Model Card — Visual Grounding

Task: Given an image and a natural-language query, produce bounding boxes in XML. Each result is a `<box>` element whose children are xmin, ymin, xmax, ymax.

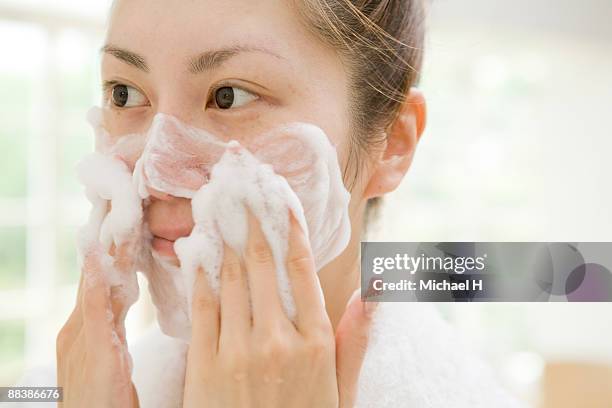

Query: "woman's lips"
<box><xmin>152</xmin><ymin>236</ymin><xmax>178</xmax><ymax>257</ymax></box>
<box><xmin>145</xmin><ymin>196</ymin><xmax>194</xmax><ymax>258</ymax></box>
<box><xmin>150</xmin><ymin>226</ymin><xmax>193</xmax><ymax>257</ymax></box>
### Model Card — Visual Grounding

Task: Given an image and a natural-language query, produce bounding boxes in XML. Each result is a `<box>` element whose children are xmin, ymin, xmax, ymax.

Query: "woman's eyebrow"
<box><xmin>100</xmin><ymin>44</ymin><xmax>282</xmax><ymax>74</ymax></box>
<box><xmin>188</xmin><ymin>45</ymin><xmax>282</xmax><ymax>74</ymax></box>
<box><xmin>101</xmin><ymin>44</ymin><xmax>149</xmax><ymax>72</ymax></box>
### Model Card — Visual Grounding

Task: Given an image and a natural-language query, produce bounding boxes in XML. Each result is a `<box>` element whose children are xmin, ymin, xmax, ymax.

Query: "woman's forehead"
<box><xmin>106</xmin><ymin>0</ymin><xmax>303</xmax><ymax>61</ymax></box>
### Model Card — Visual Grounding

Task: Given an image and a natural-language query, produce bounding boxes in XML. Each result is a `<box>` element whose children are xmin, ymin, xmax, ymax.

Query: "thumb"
<box><xmin>335</xmin><ymin>289</ymin><xmax>379</xmax><ymax>408</ymax></box>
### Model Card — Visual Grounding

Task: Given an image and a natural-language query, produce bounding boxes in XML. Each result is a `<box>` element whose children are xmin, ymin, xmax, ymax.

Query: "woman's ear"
<box><xmin>363</xmin><ymin>88</ymin><xmax>427</xmax><ymax>199</ymax></box>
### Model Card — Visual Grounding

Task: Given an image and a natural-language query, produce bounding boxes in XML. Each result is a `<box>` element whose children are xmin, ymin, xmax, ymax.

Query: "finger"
<box><xmin>219</xmin><ymin>244</ymin><xmax>251</xmax><ymax>345</ymax></box>
<box><xmin>73</xmin><ymin>191</ymin><xmax>108</xmax><ymax>331</ymax></box>
<box><xmin>191</xmin><ymin>265</ymin><xmax>220</xmax><ymax>356</ymax></box>
<box><xmin>335</xmin><ymin>289</ymin><xmax>378</xmax><ymax>408</ymax></box>
<box><xmin>58</xmin><ymin>307</ymin><xmax>83</xmax><ymax>345</ymax></box>
<box><xmin>81</xmin><ymin>250</ymin><xmax>116</xmax><ymax>354</ymax></box>
<box><xmin>109</xmin><ymin>238</ymin><xmax>140</xmax><ymax>340</ymax></box>
<box><xmin>111</xmin><ymin>234</ymin><xmax>138</xmax><ymax>273</ymax></box>
<box><xmin>69</xmin><ymin>273</ymin><xmax>86</xmax><ymax>331</ymax></box>
<box><xmin>62</xmin><ymin>238</ymin><xmax>108</xmax><ymax>344</ymax></box>
<box><xmin>110</xmin><ymin>286</ymin><xmax>131</xmax><ymax>343</ymax></box>
<box><xmin>244</xmin><ymin>212</ymin><xmax>285</xmax><ymax>329</ymax></box>
<box><xmin>56</xmin><ymin>273</ymin><xmax>85</xmax><ymax>355</ymax></box>
<box><xmin>285</xmin><ymin>212</ymin><xmax>329</xmax><ymax>332</ymax></box>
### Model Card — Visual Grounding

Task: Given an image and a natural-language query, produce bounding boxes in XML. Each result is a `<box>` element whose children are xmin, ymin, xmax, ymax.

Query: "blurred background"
<box><xmin>0</xmin><ymin>0</ymin><xmax>611</xmax><ymax>406</ymax></box>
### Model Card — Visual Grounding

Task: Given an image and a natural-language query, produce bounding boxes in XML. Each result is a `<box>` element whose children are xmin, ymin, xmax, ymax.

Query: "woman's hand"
<box><xmin>59</xmin><ymin>151</ymin><xmax>143</xmax><ymax>407</ymax></box>
<box><xmin>56</xmin><ymin>239</ymin><xmax>140</xmax><ymax>408</ymax></box>
<box><xmin>183</xmin><ymin>213</ymin><xmax>376</xmax><ymax>408</ymax></box>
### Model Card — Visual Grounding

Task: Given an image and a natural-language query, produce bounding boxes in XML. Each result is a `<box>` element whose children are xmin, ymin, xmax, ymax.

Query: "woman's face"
<box><xmin>103</xmin><ymin>0</ymin><xmax>363</xmax><ymax>258</ymax></box>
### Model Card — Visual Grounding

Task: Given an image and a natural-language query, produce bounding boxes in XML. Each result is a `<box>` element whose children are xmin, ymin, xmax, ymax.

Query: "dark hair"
<box><xmin>296</xmin><ymin>0</ymin><xmax>426</xmax><ymax>221</ymax></box>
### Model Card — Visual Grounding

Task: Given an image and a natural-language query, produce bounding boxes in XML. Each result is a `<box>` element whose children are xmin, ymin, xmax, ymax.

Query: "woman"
<box><xmin>54</xmin><ymin>0</ymin><xmax>523</xmax><ymax>407</ymax></box>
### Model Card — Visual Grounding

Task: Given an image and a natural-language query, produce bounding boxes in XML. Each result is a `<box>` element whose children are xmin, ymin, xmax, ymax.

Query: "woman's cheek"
<box><xmin>103</xmin><ymin>106</ymin><xmax>152</xmax><ymax>138</ymax></box>
<box><xmin>102</xmin><ymin>109</ymin><xmax>151</xmax><ymax>169</ymax></box>
<box><xmin>205</xmin><ymin>109</ymin><xmax>279</xmax><ymax>143</ymax></box>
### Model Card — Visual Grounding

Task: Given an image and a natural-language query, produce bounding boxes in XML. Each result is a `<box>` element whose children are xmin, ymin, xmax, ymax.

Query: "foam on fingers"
<box><xmin>174</xmin><ymin>142</ymin><xmax>309</xmax><ymax>333</ymax></box>
<box><xmin>76</xmin><ymin>151</ymin><xmax>142</xmax><ymax>322</ymax></box>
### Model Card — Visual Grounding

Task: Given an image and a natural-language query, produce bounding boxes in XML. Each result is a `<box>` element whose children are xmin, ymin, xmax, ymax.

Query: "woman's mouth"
<box><xmin>152</xmin><ymin>236</ymin><xmax>178</xmax><ymax>257</ymax></box>
<box><xmin>150</xmin><ymin>226</ymin><xmax>193</xmax><ymax>257</ymax></box>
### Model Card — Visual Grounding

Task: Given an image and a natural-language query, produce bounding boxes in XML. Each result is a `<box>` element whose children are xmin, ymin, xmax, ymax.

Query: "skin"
<box><xmin>56</xmin><ymin>0</ymin><xmax>426</xmax><ymax>406</ymax></box>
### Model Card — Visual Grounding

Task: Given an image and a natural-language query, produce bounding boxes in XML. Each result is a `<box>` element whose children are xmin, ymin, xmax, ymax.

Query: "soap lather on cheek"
<box><xmin>82</xmin><ymin>106</ymin><xmax>351</xmax><ymax>341</ymax></box>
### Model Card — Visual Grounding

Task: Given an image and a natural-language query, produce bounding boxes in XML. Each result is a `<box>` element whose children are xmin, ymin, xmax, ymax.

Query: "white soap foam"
<box><xmin>144</xmin><ymin>250</ymin><xmax>191</xmax><ymax>340</ymax></box>
<box><xmin>87</xmin><ymin>107</ymin><xmax>148</xmax><ymax>168</ymax></box>
<box><xmin>75</xmin><ymin>150</ymin><xmax>142</xmax><ymax>344</ymax></box>
<box><xmin>174</xmin><ymin>141</ymin><xmax>311</xmax><ymax>330</ymax></box>
<box><xmin>77</xmin><ymin>152</ymin><xmax>143</xmax><ymax>255</ymax></box>
<box><xmin>80</xmin><ymin>107</ymin><xmax>351</xmax><ymax>341</ymax></box>
<box><xmin>132</xmin><ymin>113</ymin><xmax>225</xmax><ymax>199</ymax></box>
<box><xmin>131</xmin><ymin>111</ymin><xmax>351</xmax><ymax>271</ymax></box>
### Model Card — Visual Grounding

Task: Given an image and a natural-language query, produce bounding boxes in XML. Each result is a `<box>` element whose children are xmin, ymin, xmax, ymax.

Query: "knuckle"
<box><xmin>309</xmin><ymin>319</ymin><xmax>334</xmax><ymax>340</ymax></box>
<box><xmin>193</xmin><ymin>292</ymin><xmax>217</xmax><ymax>314</ymax></box>
<box><xmin>260</xmin><ymin>336</ymin><xmax>291</xmax><ymax>362</ymax></box>
<box><xmin>56</xmin><ymin>310</ymin><xmax>82</xmax><ymax>355</ymax></box>
<box><xmin>221</xmin><ymin>348</ymin><xmax>249</xmax><ymax>377</ymax></box>
<box><xmin>222</xmin><ymin>258</ymin><xmax>243</xmax><ymax>283</ymax></box>
<box><xmin>287</xmin><ymin>254</ymin><xmax>314</xmax><ymax>277</ymax></box>
<box><xmin>247</xmin><ymin>240</ymin><xmax>273</xmax><ymax>264</ymax></box>
<box><xmin>306</xmin><ymin>333</ymin><xmax>333</xmax><ymax>360</ymax></box>
<box><xmin>56</xmin><ymin>327</ymin><xmax>70</xmax><ymax>355</ymax></box>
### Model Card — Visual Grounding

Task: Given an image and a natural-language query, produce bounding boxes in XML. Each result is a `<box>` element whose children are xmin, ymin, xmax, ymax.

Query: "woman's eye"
<box><xmin>212</xmin><ymin>86</ymin><xmax>258</xmax><ymax>110</ymax></box>
<box><xmin>110</xmin><ymin>84</ymin><xmax>147</xmax><ymax>108</ymax></box>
